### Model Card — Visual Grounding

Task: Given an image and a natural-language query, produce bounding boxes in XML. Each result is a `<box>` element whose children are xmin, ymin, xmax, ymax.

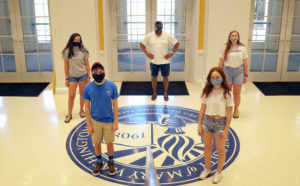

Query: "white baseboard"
<box><xmin>54</xmin><ymin>87</ymin><xmax>68</xmax><ymax>94</ymax></box>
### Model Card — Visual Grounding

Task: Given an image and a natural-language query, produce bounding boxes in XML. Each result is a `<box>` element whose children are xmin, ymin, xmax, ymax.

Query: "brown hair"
<box><xmin>223</xmin><ymin>30</ymin><xmax>245</xmax><ymax>61</ymax></box>
<box><xmin>201</xmin><ymin>67</ymin><xmax>231</xmax><ymax>99</ymax></box>
<box><xmin>62</xmin><ymin>33</ymin><xmax>89</xmax><ymax>59</ymax></box>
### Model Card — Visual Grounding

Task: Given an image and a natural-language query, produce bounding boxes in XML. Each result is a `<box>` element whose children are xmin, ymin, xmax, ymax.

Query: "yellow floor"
<box><xmin>0</xmin><ymin>82</ymin><xmax>299</xmax><ymax>186</ymax></box>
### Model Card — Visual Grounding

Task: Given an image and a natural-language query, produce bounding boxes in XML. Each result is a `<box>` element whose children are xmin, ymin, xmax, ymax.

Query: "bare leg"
<box><xmin>202</xmin><ymin>132</ymin><xmax>214</xmax><ymax>170</ymax></box>
<box><xmin>107</xmin><ymin>143</ymin><xmax>114</xmax><ymax>156</ymax></box>
<box><xmin>152</xmin><ymin>76</ymin><xmax>158</xmax><ymax>96</ymax></box>
<box><xmin>68</xmin><ymin>82</ymin><xmax>78</xmax><ymax>116</ymax></box>
<box><xmin>94</xmin><ymin>143</ymin><xmax>102</xmax><ymax>156</ymax></box>
<box><xmin>228</xmin><ymin>83</ymin><xmax>233</xmax><ymax>91</ymax></box>
<box><xmin>215</xmin><ymin>135</ymin><xmax>226</xmax><ymax>173</ymax></box>
<box><xmin>233</xmin><ymin>84</ymin><xmax>242</xmax><ymax>112</ymax></box>
<box><xmin>163</xmin><ymin>76</ymin><xmax>169</xmax><ymax>97</ymax></box>
<box><xmin>78</xmin><ymin>81</ymin><xmax>87</xmax><ymax>112</ymax></box>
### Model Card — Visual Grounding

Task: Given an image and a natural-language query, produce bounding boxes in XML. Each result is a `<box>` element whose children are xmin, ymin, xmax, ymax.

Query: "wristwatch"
<box><xmin>244</xmin><ymin>74</ymin><xmax>248</xmax><ymax>77</ymax></box>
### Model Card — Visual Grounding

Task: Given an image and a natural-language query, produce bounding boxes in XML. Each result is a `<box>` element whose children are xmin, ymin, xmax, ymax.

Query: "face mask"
<box><xmin>230</xmin><ymin>36</ymin><xmax>238</xmax><ymax>43</ymax></box>
<box><xmin>211</xmin><ymin>78</ymin><xmax>223</xmax><ymax>86</ymax></box>
<box><xmin>73</xmin><ymin>42</ymin><xmax>80</xmax><ymax>46</ymax></box>
<box><xmin>93</xmin><ymin>73</ymin><xmax>105</xmax><ymax>83</ymax></box>
<box><xmin>155</xmin><ymin>26</ymin><xmax>162</xmax><ymax>33</ymax></box>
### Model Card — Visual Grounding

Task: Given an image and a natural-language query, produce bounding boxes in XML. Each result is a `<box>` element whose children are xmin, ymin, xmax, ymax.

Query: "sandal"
<box><xmin>79</xmin><ymin>110</ymin><xmax>86</xmax><ymax>118</ymax></box>
<box><xmin>233</xmin><ymin>110</ymin><xmax>239</xmax><ymax>118</ymax></box>
<box><xmin>164</xmin><ymin>95</ymin><xmax>169</xmax><ymax>101</ymax></box>
<box><xmin>151</xmin><ymin>94</ymin><xmax>157</xmax><ymax>101</ymax></box>
<box><xmin>64</xmin><ymin>114</ymin><xmax>72</xmax><ymax>123</ymax></box>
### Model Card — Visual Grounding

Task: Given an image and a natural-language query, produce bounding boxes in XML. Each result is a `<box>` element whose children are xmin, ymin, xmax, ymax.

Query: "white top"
<box><xmin>141</xmin><ymin>32</ymin><xmax>178</xmax><ymax>65</ymax></box>
<box><xmin>201</xmin><ymin>88</ymin><xmax>233</xmax><ymax>117</ymax></box>
<box><xmin>219</xmin><ymin>44</ymin><xmax>248</xmax><ymax>68</ymax></box>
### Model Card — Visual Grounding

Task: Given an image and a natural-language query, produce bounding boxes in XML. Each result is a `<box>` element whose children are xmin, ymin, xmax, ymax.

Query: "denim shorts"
<box><xmin>202</xmin><ymin>115</ymin><xmax>226</xmax><ymax>136</ymax></box>
<box><xmin>223</xmin><ymin>65</ymin><xmax>244</xmax><ymax>84</ymax></box>
<box><xmin>150</xmin><ymin>63</ymin><xmax>170</xmax><ymax>77</ymax></box>
<box><xmin>68</xmin><ymin>74</ymin><xmax>88</xmax><ymax>82</ymax></box>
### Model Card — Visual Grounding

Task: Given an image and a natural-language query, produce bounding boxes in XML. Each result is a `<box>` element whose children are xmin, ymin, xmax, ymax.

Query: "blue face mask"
<box><xmin>73</xmin><ymin>42</ymin><xmax>80</xmax><ymax>46</ymax></box>
<box><xmin>211</xmin><ymin>78</ymin><xmax>223</xmax><ymax>86</ymax></box>
<box><xmin>155</xmin><ymin>26</ymin><xmax>162</xmax><ymax>33</ymax></box>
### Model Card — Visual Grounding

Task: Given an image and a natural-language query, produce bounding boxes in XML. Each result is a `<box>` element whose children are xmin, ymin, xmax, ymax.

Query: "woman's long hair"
<box><xmin>223</xmin><ymin>30</ymin><xmax>245</xmax><ymax>61</ymax></box>
<box><xmin>201</xmin><ymin>67</ymin><xmax>231</xmax><ymax>99</ymax></box>
<box><xmin>62</xmin><ymin>33</ymin><xmax>87</xmax><ymax>59</ymax></box>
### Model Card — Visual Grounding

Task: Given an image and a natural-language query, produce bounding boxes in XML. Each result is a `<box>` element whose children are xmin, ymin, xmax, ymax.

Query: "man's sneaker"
<box><xmin>108</xmin><ymin>161</ymin><xmax>116</xmax><ymax>176</ymax></box>
<box><xmin>212</xmin><ymin>172</ymin><xmax>222</xmax><ymax>184</ymax></box>
<box><xmin>199</xmin><ymin>168</ymin><xmax>211</xmax><ymax>180</ymax></box>
<box><xmin>92</xmin><ymin>161</ymin><xmax>103</xmax><ymax>176</ymax></box>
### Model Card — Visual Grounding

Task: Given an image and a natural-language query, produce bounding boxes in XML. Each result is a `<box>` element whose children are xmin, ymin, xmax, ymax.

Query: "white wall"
<box><xmin>50</xmin><ymin>0</ymin><xmax>99</xmax><ymax>92</ymax></box>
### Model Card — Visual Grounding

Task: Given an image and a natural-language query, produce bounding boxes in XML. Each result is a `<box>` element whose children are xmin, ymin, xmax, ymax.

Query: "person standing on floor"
<box><xmin>218</xmin><ymin>30</ymin><xmax>248</xmax><ymax>118</ymax></box>
<box><xmin>198</xmin><ymin>67</ymin><xmax>233</xmax><ymax>184</ymax></box>
<box><xmin>83</xmin><ymin>62</ymin><xmax>119</xmax><ymax>176</ymax></box>
<box><xmin>62</xmin><ymin>33</ymin><xmax>91</xmax><ymax>123</ymax></box>
<box><xmin>140</xmin><ymin>21</ymin><xmax>180</xmax><ymax>101</ymax></box>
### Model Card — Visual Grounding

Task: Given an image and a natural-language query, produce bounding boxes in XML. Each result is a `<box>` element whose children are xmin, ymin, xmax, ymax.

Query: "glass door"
<box><xmin>114</xmin><ymin>0</ymin><xmax>148</xmax><ymax>81</ymax></box>
<box><xmin>0</xmin><ymin>0</ymin><xmax>53</xmax><ymax>82</ymax></box>
<box><xmin>0</xmin><ymin>0</ymin><xmax>21</xmax><ymax>81</ymax></box>
<box><xmin>281</xmin><ymin>0</ymin><xmax>300</xmax><ymax>81</ymax></box>
<box><xmin>112</xmin><ymin>0</ymin><xmax>188</xmax><ymax>81</ymax></box>
<box><xmin>248</xmin><ymin>0</ymin><xmax>287</xmax><ymax>81</ymax></box>
<box><xmin>248</xmin><ymin>0</ymin><xmax>300</xmax><ymax>81</ymax></box>
<box><xmin>156</xmin><ymin>0</ymin><xmax>186</xmax><ymax>81</ymax></box>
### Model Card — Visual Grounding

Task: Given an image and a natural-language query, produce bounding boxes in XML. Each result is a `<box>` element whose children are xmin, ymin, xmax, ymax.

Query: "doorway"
<box><xmin>111</xmin><ymin>0</ymin><xmax>190</xmax><ymax>81</ymax></box>
<box><xmin>0</xmin><ymin>0</ymin><xmax>53</xmax><ymax>82</ymax></box>
<box><xmin>248</xmin><ymin>0</ymin><xmax>300</xmax><ymax>81</ymax></box>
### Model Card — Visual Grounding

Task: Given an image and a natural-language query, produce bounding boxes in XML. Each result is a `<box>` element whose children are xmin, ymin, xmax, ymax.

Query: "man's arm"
<box><xmin>85</xmin><ymin>99</ymin><xmax>94</xmax><ymax>134</ymax></box>
<box><xmin>112</xmin><ymin>98</ymin><xmax>118</xmax><ymax>131</ymax></box>
<box><xmin>140</xmin><ymin>42</ymin><xmax>154</xmax><ymax>60</ymax></box>
<box><xmin>164</xmin><ymin>42</ymin><xmax>179</xmax><ymax>59</ymax></box>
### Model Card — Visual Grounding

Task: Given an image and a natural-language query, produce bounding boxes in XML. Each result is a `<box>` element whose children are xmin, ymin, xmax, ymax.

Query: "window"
<box><xmin>157</xmin><ymin>0</ymin><xmax>176</xmax><ymax>35</ymax></box>
<box><xmin>34</xmin><ymin>0</ymin><xmax>50</xmax><ymax>43</ymax></box>
<box><xmin>253</xmin><ymin>0</ymin><xmax>269</xmax><ymax>41</ymax></box>
<box><xmin>127</xmin><ymin>0</ymin><xmax>145</xmax><ymax>42</ymax></box>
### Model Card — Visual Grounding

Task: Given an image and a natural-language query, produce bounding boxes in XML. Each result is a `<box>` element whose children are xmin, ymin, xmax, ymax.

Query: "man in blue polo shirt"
<box><xmin>83</xmin><ymin>62</ymin><xmax>119</xmax><ymax>176</ymax></box>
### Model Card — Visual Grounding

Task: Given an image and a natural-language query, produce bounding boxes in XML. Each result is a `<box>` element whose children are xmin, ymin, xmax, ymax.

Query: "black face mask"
<box><xmin>93</xmin><ymin>73</ymin><xmax>105</xmax><ymax>83</ymax></box>
<box><xmin>73</xmin><ymin>42</ymin><xmax>80</xmax><ymax>46</ymax></box>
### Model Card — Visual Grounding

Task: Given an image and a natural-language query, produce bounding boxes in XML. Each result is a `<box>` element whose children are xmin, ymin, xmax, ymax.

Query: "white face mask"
<box><xmin>230</xmin><ymin>36</ymin><xmax>238</xmax><ymax>43</ymax></box>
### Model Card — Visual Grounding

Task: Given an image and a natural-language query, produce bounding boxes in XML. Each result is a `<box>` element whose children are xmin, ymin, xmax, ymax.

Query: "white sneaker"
<box><xmin>212</xmin><ymin>172</ymin><xmax>222</xmax><ymax>184</ymax></box>
<box><xmin>199</xmin><ymin>168</ymin><xmax>211</xmax><ymax>180</ymax></box>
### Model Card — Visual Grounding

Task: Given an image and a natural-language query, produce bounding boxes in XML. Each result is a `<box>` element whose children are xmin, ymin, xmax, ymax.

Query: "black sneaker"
<box><xmin>92</xmin><ymin>161</ymin><xmax>103</xmax><ymax>176</ymax></box>
<box><xmin>108</xmin><ymin>161</ymin><xmax>116</xmax><ymax>176</ymax></box>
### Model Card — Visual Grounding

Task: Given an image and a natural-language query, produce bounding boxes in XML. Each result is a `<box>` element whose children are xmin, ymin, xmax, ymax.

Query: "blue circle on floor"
<box><xmin>66</xmin><ymin>105</ymin><xmax>240</xmax><ymax>185</ymax></box>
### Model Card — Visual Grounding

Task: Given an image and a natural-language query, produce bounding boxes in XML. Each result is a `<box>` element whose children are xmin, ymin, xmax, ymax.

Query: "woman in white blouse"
<box><xmin>198</xmin><ymin>67</ymin><xmax>233</xmax><ymax>184</ymax></box>
<box><xmin>219</xmin><ymin>30</ymin><xmax>248</xmax><ymax>118</ymax></box>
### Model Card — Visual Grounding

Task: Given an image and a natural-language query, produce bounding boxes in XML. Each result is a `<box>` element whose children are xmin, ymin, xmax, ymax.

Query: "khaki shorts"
<box><xmin>91</xmin><ymin>119</ymin><xmax>115</xmax><ymax>144</ymax></box>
